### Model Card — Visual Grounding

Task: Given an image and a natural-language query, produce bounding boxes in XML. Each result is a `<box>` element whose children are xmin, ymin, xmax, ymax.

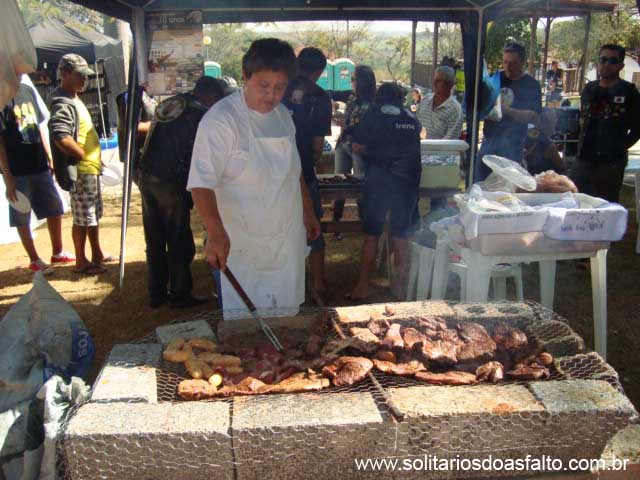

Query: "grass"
<box><xmin>0</xmin><ymin>184</ymin><xmax>638</xmax><ymax>409</ymax></box>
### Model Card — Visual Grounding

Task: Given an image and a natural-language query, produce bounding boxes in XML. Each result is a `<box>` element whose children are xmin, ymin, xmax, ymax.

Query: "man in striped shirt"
<box><xmin>416</xmin><ymin>66</ymin><xmax>463</xmax><ymax>140</ymax></box>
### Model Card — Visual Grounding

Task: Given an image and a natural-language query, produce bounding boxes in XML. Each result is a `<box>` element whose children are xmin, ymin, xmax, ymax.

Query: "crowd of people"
<box><xmin>1</xmin><ymin>37</ymin><xmax>639</xmax><ymax>316</ymax></box>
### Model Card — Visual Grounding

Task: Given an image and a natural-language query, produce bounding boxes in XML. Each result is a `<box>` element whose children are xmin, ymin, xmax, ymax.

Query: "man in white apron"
<box><xmin>188</xmin><ymin>38</ymin><xmax>321</xmax><ymax>320</ymax></box>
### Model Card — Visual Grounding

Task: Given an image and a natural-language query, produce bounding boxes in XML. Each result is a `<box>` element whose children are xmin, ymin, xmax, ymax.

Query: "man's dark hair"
<box><xmin>599</xmin><ymin>44</ymin><xmax>626</xmax><ymax>61</ymax></box>
<box><xmin>354</xmin><ymin>65</ymin><xmax>377</xmax><ymax>102</ymax></box>
<box><xmin>298</xmin><ymin>47</ymin><xmax>327</xmax><ymax>74</ymax></box>
<box><xmin>242</xmin><ymin>38</ymin><xmax>297</xmax><ymax>79</ymax></box>
<box><xmin>503</xmin><ymin>41</ymin><xmax>526</xmax><ymax>62</ymax></box>
<box><xmin>375</xmin><ymin>82</ymin><xmax>405</xmax><ymax>107</ymax></box>
<box><xmin>193</xmin><ymin>76</ymin><xmax>227</xmax><ymax>98</ymax></box>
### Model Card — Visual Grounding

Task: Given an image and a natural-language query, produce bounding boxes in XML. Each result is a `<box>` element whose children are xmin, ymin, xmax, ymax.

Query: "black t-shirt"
<box><xmin>546</xmin><ymin>69</ymin><xmax>563</xmax><ymax>90</ymax></box>
<box><xmin>484</xmin><ymin>72</ymin><xmax>542</xmax><ymax>146</ymax></box>
<box><xmin>578</xmin><ymin>80</ymin><xmax>640</xmax><ymax>163</ymax></box>
<box><xmin>524</xmin><ymin>131</ymin><xmax>557</xmax><ymax>175</ymax></box>
<box><xmin>352</xmin><ymin>104</ymin><xmax>422</xmax><ymax>186</ymax></box>
<box><xmin>0</xmin><ymin>83</ymin><xmax>48</xmax><ymax>176</ymax></box>
<box><xmin>283</xmin><ymin>75</ymin><xmax>332</xmax><ymax>184</ymax></box>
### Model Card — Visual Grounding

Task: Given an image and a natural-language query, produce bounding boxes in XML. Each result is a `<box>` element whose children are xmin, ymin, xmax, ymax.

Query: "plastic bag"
<box><xmin>478</xmin><ymin>155</ymin><xmax>536</xmax><ymax>193</ymax></box>
<box><xmin>477</xmin><ymin>67</ymin><xmax>501</xmax><ymax>121</ymax></box>
<box><xmin>0</xmin><ymin>0</ymin><xmax>37</xmax><ymax>107</ymax></box>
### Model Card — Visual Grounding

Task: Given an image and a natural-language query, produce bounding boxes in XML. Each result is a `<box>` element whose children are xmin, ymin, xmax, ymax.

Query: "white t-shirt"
<box><xmin>187</xmin><ymin>89</ymin><xmax>296</xmax><ymax>190</ymax></box>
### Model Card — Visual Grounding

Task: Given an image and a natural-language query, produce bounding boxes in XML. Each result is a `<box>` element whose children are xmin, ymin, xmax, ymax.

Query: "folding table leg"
<box><xmin>539</xmin><ymin>260</ymin><xmax>557</xmax><ymax>310</ymax></box>
<box><xmin>430</xmin><ymin>238</ymin><xmax>449</xmax><ymax>299</ymax></box>
<box><xmin>590</xmin><ymin>249</ymin><xmax>608</xmax><ymax>360</ymax></box>
<box><xmin>462</xmin><ymin>250</ymin><xmax>492</xmax><ymax>302</ymax></box>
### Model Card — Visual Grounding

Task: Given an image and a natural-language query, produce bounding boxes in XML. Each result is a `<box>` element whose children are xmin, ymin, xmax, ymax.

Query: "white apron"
<box><xmin>216</xmin><ymin>93</ymin><xmax>306</xmax><ymax>320</ymax></box>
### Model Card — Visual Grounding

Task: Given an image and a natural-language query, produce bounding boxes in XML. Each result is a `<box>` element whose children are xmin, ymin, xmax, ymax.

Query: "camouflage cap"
<box><xmin>57</xmin><ymin>53</ymin><xmax>94</xmax><ymax>77</ymax></box>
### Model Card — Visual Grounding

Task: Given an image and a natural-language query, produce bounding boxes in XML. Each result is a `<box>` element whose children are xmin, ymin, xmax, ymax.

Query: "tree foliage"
<box><xmin>203</xmin><ymin>23</ymin><xmax>259</xmax><ymax>81</ymax></box>
<box><xmin>18</xmin><ymin>0</ymin><xmax>103</xmax><ymax>31</ymax></box>
<box><xmin>485</xmin><ymin>18</ymin><xmax>532</xmax><ymax>68</ymax></box>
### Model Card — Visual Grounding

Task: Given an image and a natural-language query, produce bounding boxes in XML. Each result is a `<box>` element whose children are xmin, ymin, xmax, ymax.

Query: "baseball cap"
<box><xmin>57</xmin><ymin>54</ymin><xmax>94</xmax><ymax>77</ymax></box>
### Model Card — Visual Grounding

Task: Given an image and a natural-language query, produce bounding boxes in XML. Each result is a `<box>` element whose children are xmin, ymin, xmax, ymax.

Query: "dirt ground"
<box><xmin>0</xmin><ymin>185</ymin><xmax>638</xmax><ymax>408</ymax></box>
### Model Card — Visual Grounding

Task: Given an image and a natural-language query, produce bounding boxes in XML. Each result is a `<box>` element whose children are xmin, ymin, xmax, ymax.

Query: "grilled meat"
<box><xmin>373</xmin><ymin>359</ymin><xmax>426</xmax><ymax>376</ymax></box>
<box><xmin>402</xmin><ymin>327</ymin><xmax>427</xmax><ymax>350</ymax></box>
<box><xmin>382</xmin><ymin>323</ymin><xmax>405</xmax><ymax>350</ymax></box>
<box><xmin>177</xmin><ymin>379</ymin><xmax>216</xmax><ymax>400</ymax></box>
<box><xmin>492</xmin><ymin>323</ymin><xmax>528</xmax><ymax>350</ymax></box>
<box><xmin>506</xmin><ymin>363</ymin><xmax>550</xmax><ymax>380</ymax></box>
<box><xmin>456</xmin><ymin>323</ymin><xmax>496</xmax><ymax>363</ymax></box>
<box><xmin>321</xmin><ymin>337</ymin><xmax>358</xmax><ymax>359</ymax></box>
<box><xmin>305</xmin><ymin>335</ymin><xmax>324</xmax><ymax>356</ymax></box>
<box><xmin>349</xmin><ymin>327</ymin><xmax>381</xmax><ymax>353</ymax></box>
<box><xmin>264</xmin><ymin>371</ymin><xmax>330</xmax><ymax>394</ymax></box>
<box><xmin>375</xmin><ymin>350</ymin><xmax>397</xmax><ymax>363</ymax></box>
<box><xmin>322</xmin><ymin>356</ymin><xmax>373</xmax><ymax>387</ymax></box>
<box><xmin>421</xmin><ymin>339</ymin><xmax>458</xmax><ymax>365</ymax></box>
<box><xmin>417</xmin><ymin>315</ymin><xmax>448</xmax><ymax>336</ymax></box>
<box><xmin>384</xmin><ymin>305</ymin><xmax>396</xmax><ymax>316</ymax></box>
<box><xmin>414</xmin><ymin>371</ymin><xmax>478</xmax><ymax>386</ymax></box>
<box><xmin>537</xmin><ymin>352</ymin><xmax>554</xmax><ymax>366</ymax></box>
<box><xmin>475</xmin><ymin>361</ymin><xmax>505</xmax><ymax>383</ymax></box>
<box><xmin>367</xmin><ymin>320</ymin><xmax>384</xmax><ymax>336</ymax></box>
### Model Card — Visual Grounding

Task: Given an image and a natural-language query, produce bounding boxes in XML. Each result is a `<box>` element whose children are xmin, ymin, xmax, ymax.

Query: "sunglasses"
<box><xmin>599</xmin><ymin>56</ymin><xmax>621</xmax><ymax>65</ymax></box>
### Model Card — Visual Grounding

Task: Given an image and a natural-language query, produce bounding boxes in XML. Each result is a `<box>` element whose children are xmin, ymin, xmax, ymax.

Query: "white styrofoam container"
<box><xmin>458</xmin><ymin>193</ymin><xmax>627</xmax><ymax>255</ymax></box>
<box><xmin>420</xmin><ymin>140</ymin><xmax>467</xmax><ymax>189</ymax></box>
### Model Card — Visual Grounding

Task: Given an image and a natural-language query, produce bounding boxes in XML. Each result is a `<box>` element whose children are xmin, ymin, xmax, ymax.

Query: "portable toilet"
<box><xmin>333</xmin><ymin>58</ymin><xmax>355</xmax><ymax>91</ymax></box>
<box><xmin>316</xmin><ymin>60</ymin><xmax>334</xmax><ymax>90</ymax></box>
<box><xmin>204</xmin><ymin>61</ymin><xmax>222</xmax><ymax>78</ymax></box>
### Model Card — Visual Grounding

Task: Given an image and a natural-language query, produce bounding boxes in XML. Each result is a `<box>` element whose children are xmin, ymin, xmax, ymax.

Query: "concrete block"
<box><xmin>452</xmin><ymin>302</ymin><xmax>534</xmax><ymax>327</ymax></box>
<box><xmin>155</xmin><ymin>320</ymin><xmax>215</xmax><ymax>344</ymax></box>
<box><xmin>232</xmin><ymin>391</ymin><xmax>396</xmax><ymax>479</ymax></box>
<box><xmin>90</xmin><ymin>344</ymin><xmax>162</xmax><ymax>404</ymax></box>
<box><xmin>63</xmin><ymin>402</ymin><xmax>233</xmax><ymax>480</ymax></box>
<box><xmin>600</xmin><ymin>424</ymin><xmax>640</xmax><ymax>469</ymax></box>
<box><xmin>334</xmin><ymin>300</ymin><xmax>455</xmax><ymax>325</ymax></box>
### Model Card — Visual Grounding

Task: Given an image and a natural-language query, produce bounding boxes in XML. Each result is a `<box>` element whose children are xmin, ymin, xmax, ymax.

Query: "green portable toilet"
<box><xmin>316</xmin><ymin>60</ymin><xmax>334</xmax><ymax>90</ymax></box>
<box><xmin>333</xmin><ymin>58</ymin><xmax>355</xmax><ymax>91</ymax></box>
<box><xmin>204</xmin><ymin>61</ymin><xmax>222</xmax><ymax>78</ymax></box>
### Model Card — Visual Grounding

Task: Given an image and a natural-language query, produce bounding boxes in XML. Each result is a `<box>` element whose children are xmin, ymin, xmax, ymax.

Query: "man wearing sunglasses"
<box><xmin>570</xmin><ymin>44</ymin><xmax>640</xmax><ymax>203</ymax></box>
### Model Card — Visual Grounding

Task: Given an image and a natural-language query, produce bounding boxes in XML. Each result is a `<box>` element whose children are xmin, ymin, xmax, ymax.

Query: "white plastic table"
<box><xmin>431</xmin><ymin>239</ymin><xmax>609</xmax><ymax>360</ymax></box>
<box><xmin>625</xmin><ymin>157</ymin><xmax>640</xmax><ymax>253</ymax></box>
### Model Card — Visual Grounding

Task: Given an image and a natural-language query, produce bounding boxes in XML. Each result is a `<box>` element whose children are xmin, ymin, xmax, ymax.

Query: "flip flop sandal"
<box><xmin>95</xmin><ymin>255</ymin><xmax>117</xmax><ymax>264</ymax></box>
<box><xmin>73</xmin><ymin>264</ymin><xmax>106</xmax><ymax>275</ymax></box>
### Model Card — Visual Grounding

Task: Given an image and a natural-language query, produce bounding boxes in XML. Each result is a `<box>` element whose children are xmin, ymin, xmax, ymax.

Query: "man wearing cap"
<box><xmin>49</xmin><ymin>54</ymin><xmax>111</xmax><ymax>275</ymax></box>
<box><xmin>0</xmin><ymin>75</ymin><xmax>75</xmax><ymax>274</ymax></box>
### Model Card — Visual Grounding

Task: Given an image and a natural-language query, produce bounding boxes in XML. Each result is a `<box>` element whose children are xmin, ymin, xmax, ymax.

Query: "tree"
<box><xmin>18</xmin><ymin>0</ymin><xmax>103</xmax><ymax>31</ymax></box>
<box><xmin>202</xmin><ymin>23</ymin><xmax>259</xmax><ymax>81</ymax></box>
<box><xmin>382</xmin><ymin>36</ymin><xmax>410</xmax><ymax>82</ymax></box>
<box><xmin>485</xmin><ymin>18</ymin><xmax>532</xmax><ymax>68</ymax></box>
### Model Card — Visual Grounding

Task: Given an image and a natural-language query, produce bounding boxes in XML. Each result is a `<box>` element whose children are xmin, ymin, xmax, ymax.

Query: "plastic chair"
<box><xmin>446</xmin><ymin>261</ymin><xmax>524</xmax><ymax>301</ymax></box>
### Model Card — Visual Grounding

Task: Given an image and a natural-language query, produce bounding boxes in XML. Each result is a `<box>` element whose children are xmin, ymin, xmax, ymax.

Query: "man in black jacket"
<box><xmin>570</xmin><ymin>44</ymin><xmax>640</xmax><ymax>203</ymax></box>
<box><xmin>138</xmin><ymin>76</ymin><xmax>226</xmax><ymax>308</ymax></box>
<box><xmin>349</xmin><ymin>82</ymin><xmax>421</xmax><ymax>300</ymax></box>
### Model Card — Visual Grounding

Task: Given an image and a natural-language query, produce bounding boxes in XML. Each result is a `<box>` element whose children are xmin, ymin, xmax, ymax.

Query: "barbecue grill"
<box><xmin>58</xmin><ymin>301</ymin><xmax>638</xmax><ymax>479</ymax></box>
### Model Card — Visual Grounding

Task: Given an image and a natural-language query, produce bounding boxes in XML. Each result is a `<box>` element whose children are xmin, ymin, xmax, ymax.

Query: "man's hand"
<box><xmin>303</xmin><ymin>209</ymin><xmax>321</xmax><ymax>242</ymax></box>
<box><xmin>205</xmin><ymin>224</ymin><xmax>231</xmax><ymax>271</ymax></box>
<box><xmin>4</xmin><ymin>174</ymin><xmax>17</xmax><ymax>203</ymax></box>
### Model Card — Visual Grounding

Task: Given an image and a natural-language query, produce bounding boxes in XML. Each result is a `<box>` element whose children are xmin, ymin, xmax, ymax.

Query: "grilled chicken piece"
<box><xmin>349</xmin><ymin>327</ymin><xmax>381</xmax><ymax>353</ymax></box>
<box><xmin>375</xmin><ymin>350</ymin><xmax>397</xmax><ymax>363</ymax></box>
<box><xmin>492</xmin><ymin>322</ymin><xmax>528</xmax><ymax>350</ymax></box>
<box><xmin>382</xmin><ymin>324</ymin><xmax>405</xmax><ymax>350</ymax></box>
<box><xmin>421</xmin><ymin>339</ymin><xmax>458</xmax><ymax>365</ymax></box>
<box><xmin>456</xmin><ymin>323</ymin><xmax>497</xmax><ymax>363</ymax></box>
<box><xmin>367</xmin><ymin>320</ymin><xmax>384</xmax><ymax>336</ymax></box>
<box><xmin>373</xmin><ymin>359</ymin><xmax>426</xmax><ymax>376</ymax></box>
<box><xmin>475</xmin><ymin>361</ymin><xmax>505</xmax><ymax>383</ymax></box>
<box><xmin>506</xmin><ymin>363</ymin><xmax>550</xmax><ymax>380</ymax></box>
<box><xmin>322</xmin><ymin>356</ymin><xmax>373</xmax><ymax>387</ymax></box>
<box><xmin>265</xmin><ymin>371</ymin><xmax>330</xmax><ymax>394</ymax></box>
<box><xmin>177</xmin><ymin>379</ymin><xmax>216</xmax><ymax>400</ymax></box>
<box><xmin>414</xmin><ymin>371</ymin><xmax>478</xmax><ymax>386</ymax></box>
<box><xmin>417</xmin><ymin>315</ymin><xmax>448</xmax><ymax>337</ymax></box>
<box><xmin>402</xmin><ymin>328</ymin><xmax>427</xmax><ymax>350</ymax></box>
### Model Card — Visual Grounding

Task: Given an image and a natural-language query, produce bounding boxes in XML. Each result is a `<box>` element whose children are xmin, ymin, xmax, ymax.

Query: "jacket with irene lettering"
<box><xmin>352</xmin><ymin>104</ymin><xmax>422</xmax><ymax>185</ymax></box>
<box><xmin>578</xmin><ymin>79</ymin><xmax>640</xmax><ymax>164</ymax></box>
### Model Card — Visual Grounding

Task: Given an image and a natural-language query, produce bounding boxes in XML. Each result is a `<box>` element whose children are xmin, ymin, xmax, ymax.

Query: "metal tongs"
<box><xmin>223</xmin><ymin>267</ymin><xmax>284</xmax><ymax>351</ymax></box>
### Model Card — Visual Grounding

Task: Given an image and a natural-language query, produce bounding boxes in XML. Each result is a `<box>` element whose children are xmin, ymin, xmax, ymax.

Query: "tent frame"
<box><xmin>64</xmin><ymin>0</ymin><xmax>617</xmax><ymax>286</ymax></box>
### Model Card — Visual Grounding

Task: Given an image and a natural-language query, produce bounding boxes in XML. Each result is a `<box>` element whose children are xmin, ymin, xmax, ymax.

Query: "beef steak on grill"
<box><xmin>506</xmin><ymin>363</ymin><xmax>550</xmax><ymax>380</ymax></box>
<box><xmin>264</xmin><ymin>371</ymin><xmax>330</xmax><ymax>393</ymax></box>
<box><xmin>373</xmin><ymin>359</ymin><xmax>426</xmax><ymax>376</ymax></box>
<box><xmin>421</xmin><ymin>339</ymin><xmax>458</xmax><ymax>365</ymax></box>
<box><xmin>414</xmin><ymin>371</ymin><xmax>478</xmax><ymax>386</ymax></box>
<box><xmin>402</xmin><ymin>327</ymin><xmax>427</xmax><ymax>351</ymax></box>
<box><xmin>349</xmin><ymin>327</ymin><xmax>381</xmax><ymax>352</ymax></box>
<box><xmin>322</xmin><ymin>356</ymin><xmax>373</xmax><ymax>387</ymax></box>
<box><xmin>492</xmin><ymin>322</ymin><xmax>528</xmax><ymax>350</ymax></box>
<box><xmin>456</xmin><ymin>323</ymin><xmax>497</xmax><ymax>363</ymax></box>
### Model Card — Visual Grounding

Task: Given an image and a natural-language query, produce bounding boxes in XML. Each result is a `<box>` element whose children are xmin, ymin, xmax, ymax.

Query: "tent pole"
<box><xmin>94</xmin><ymin>60</ymin><xmax>109</xmax><ymax>139</ymax></box>
<box><xmin>433</xmin><ymin>21</ymin><xmax>440</xmax><ymax>68</ymax></box>
<box><xmin>468</xmin><ymin>7</ymin><xmax>484</xmax><ymax>185</ymax></box>
<box><xmin>542</xmin><ymin>17</ymin><xmax>552</xmax><ymax>76</ymax></box>
<box><xmin>118</xmin><ymin>42</ymin><xmax>139</xmax><ymax>288</ymax></box>
<box><xmin>579</xmin><ymin>13</ymin><xmax>591</xmax><ymax>93</ymax></box>
<box><xmin>410</xmin><ymin>20</ymin><xmax>417</xmax><ymax>85</ymax></box>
